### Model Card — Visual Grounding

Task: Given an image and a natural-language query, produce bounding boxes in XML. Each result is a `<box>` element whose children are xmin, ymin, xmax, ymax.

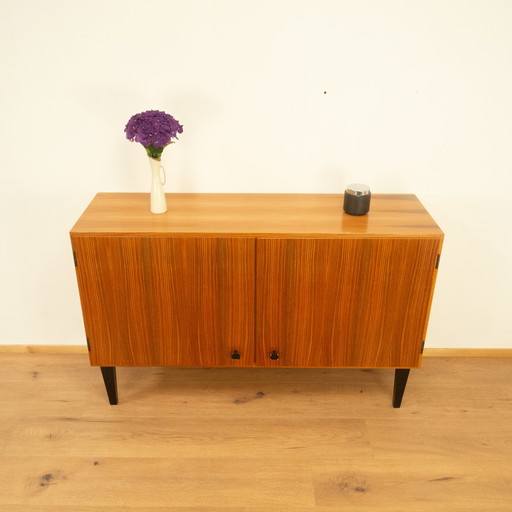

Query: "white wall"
<box><xmin>1</xmin><ymin>0</ymin><xmax>511</xmax><ymax>348</ymax></box>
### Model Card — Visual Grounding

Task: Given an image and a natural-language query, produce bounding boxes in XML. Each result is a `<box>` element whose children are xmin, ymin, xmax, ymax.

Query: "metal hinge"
<box><xmin>73</xmin><ymin>251</ymin><xmax>78</xmax><ymax>267</ymax></box>
<box><xmin>86</xmin><ymin>338</ymin><xmax>91</xmax><ymax>352</ymax></box>
<box><xmin>420</xmin><ymin>341</ymin><xmax>425</xmax><ymax>354</ymax></box>
<box><xmin>435</xmin><ymin>254</ymin><xmax>441</xmax><ymax>269</ymax></box>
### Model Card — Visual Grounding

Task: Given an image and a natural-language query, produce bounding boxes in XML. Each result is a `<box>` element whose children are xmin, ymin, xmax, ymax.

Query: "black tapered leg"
<box><xmin>100</xmin><ymin>367</ymin><xmax>118</xmax><ymax>405</ymax></box>
<box><xmin>392</xmin><ymin>369</ymin><xmax>410</xmax><ymax>408</ymax></box>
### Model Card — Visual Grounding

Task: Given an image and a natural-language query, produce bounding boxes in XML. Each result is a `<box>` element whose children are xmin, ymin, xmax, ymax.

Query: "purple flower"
<box><xmin>125</xmin><ymin>110</ymin><xmax>183</xmax><ymax>159</ymax></box>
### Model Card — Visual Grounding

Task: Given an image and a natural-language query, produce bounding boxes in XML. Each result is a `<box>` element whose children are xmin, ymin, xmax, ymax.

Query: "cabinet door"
<box><xmin>72</xmin><ymin>237</ymin><xmax>255</xmax><ymax>367</ymax></box>
<box><xmin>256</xmin><ymin>238</ymin><xmax>440</xmax><ymax>368</ymax></box>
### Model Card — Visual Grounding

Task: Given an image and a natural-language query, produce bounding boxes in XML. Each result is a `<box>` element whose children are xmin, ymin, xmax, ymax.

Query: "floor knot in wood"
<box><xmin>234</xmin><ymin>391</ymin><xmax>265</xmax><ymax>404</ymax></box>
<box><xmin>334</xmin><ymin>474</ymin><xmax>369</xmax><ymax>495</ymax></box>
<box><xmin>36</xmin><ymin>470</ymin><xmax>66</xmax><ymax>491</ymax></box>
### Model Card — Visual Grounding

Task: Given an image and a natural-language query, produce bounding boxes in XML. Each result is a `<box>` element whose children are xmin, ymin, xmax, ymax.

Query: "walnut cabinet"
<box><xmin>70</xmin><ymin>193</ymin><xmax>443</xmax><ymax>407</ymax></box>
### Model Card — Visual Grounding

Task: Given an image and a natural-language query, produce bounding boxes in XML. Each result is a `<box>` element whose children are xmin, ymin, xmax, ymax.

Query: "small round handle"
<box><xmin>231</xmin><ymin>350</ymin><xmax>241</xmax><ymax>360</ymax></box>
<box><xmin>269</xmin><ymin>350</ymin><xmax>280</xmax><ymax>360</ymax></box>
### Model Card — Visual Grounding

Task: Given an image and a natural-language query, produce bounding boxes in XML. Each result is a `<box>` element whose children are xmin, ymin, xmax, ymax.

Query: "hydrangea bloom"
<box><xmin>125</xmin><ymin>110</ymin><xmax>183</xmax><ymax>159</ymax></box>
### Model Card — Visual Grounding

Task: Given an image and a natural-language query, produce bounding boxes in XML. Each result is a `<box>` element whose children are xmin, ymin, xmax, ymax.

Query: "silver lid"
<box><xmin>346</xmin><ymin>183</ymin><xmax>371</xmax><ymax>196</ymax></box>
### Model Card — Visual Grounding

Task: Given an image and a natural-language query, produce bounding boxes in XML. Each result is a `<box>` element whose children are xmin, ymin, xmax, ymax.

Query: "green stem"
<box><xmin>144</xmin><ymin>144</ymin><xmax>165</xmax><ymax>160</ymax></box>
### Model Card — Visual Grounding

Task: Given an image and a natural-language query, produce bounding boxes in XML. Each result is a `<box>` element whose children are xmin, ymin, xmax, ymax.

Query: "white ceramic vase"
<box><xmin>148</xmin><ymin>157</ymin><xmax>167</xmax><ymax>214</ymax></box>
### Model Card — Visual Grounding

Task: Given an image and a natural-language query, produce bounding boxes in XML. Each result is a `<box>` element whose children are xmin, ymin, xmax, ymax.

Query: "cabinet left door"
<box><xmin>71</xmin><ymin>236</ymin><xmax>255</xmax><ymax>367</ymax></box>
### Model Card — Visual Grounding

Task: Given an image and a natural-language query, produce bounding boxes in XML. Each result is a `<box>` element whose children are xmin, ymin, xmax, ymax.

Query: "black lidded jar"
<box><xmin>343</xmin><ymin>183</ymin><xmax>371</xmax><ymax>216</ymax></box>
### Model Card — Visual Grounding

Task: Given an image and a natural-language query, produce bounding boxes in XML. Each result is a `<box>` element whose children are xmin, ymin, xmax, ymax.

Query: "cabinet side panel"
<box><xmin>72</xmin><ymin>237</ymin><xmax>254</xmax><ymax>367</ymax></box>
<box><xmin>256</xmin><ymin>238</ymin><xmax>440</xmax><ymax>368</ymax></box>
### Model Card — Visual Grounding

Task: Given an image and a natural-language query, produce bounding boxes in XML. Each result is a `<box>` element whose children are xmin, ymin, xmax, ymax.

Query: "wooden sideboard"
<box><xmin>70</xmin><ymin>193</ymin><xmax>443</xmax><ymax>406</ymax></box>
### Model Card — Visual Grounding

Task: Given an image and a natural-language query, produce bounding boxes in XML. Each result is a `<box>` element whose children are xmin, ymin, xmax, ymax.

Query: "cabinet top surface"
<box><xmin>70</xmin><ymin>193</ymin><xmax>443</xmax><ymax>238</ymax></box>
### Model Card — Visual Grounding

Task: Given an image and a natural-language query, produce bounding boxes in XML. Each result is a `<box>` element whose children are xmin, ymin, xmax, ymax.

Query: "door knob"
<box><xmin>269</xmin><ymin>350</ymin><xmax>280</xmax><ymax>360</ymax></box>
<box><xmin>231</xmin><ymin>350</ymin><xmax>241</xmax><ymax>360</ymax></box>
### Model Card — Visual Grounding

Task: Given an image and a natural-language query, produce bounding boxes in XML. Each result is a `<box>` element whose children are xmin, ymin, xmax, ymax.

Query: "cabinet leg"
<box><xmin>100</xmin><ymin>367</ymin><xmax>118</xmax><ymax>405</ymax></box>
<box><xmin>392</xmin><ymin>369</ymin><xmax>410</xmax><ymax>408</ymax></box>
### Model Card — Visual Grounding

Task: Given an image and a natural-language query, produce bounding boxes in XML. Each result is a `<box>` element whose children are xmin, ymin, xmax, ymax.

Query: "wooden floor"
<box><xmin>0</xmin><ymin>353</ymin><xmax>511</xmax><ymax>511</ymax></box>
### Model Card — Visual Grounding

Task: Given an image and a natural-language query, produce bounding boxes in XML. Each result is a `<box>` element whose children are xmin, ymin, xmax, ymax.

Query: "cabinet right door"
<box><xmin>256</xmin><ymin>238</ymin><xmax>441</xmax><ymax>368</ymax></box>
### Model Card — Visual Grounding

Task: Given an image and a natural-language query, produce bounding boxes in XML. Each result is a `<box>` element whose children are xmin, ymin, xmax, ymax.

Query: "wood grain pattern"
<box><xmin>423</xmin><ymin>348</ymin><xmax>512</xmax><ymax>357</ymax></box>
<box><xmin>1</xmin><ymin>353</ymin><xmax>512</xmax><ymax>511</ymax></box>
<box><xmin>311</xmin><ymin>458</ymin><xmax>512</xmax><ymax>509</ymax></box>
<box><xmin>70</xmin><ymin>193</ymin><xmax>443</xmax><ymax>238</ymax></box>
<box><xmin>70</xmin><ymin>193</ymin><xmax>443</xmax><ymax>372</ymax></box>
<box><xmin>0</xmin><ymin>457</ymin><xmax>315</xmax><ymax>508</ymax></box>
<box><xmin>0</xmin><ymin>345</ymin><xmax>89</xmax><ymax>353</ymax></box>
<box><xmin>256</xmin><ymin>238</ymin><xmax>441</xmax><ymax>368</ymax></box>
<box><xmin>72</xmin><ymin>237</ymin><xmax>255</xmax><ymax>367</ymax></box>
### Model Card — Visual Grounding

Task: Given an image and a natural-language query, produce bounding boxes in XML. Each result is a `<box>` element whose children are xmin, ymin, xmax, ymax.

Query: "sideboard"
<box><xmin>70</xmin><ymin>193</ymin><xmax>443</xmax><ymax>407</ymax></box>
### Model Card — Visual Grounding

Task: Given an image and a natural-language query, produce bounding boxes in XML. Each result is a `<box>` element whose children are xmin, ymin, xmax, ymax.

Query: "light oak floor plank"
<box><xmin>2</xmin><ymin>417</ymin><xmax>373</xmax><ymax>460</ymax></box>
<box><xmin>0</xmin><ymin>353</ymin><xmax>511</xmax><ymax>510</ymax></box>
<box><xmin>365</xmin><ymin>418</ymin><xmax>512</xmax><ymax>460</ymax></box>
<box><xmin>312</xmin><ymin>458</ymin><xmax>512</xmax><ymax>511</ymax></box>
<box><xmin>0</xmin><ymin>457</ymin><xmax>314</xmax><ymax>508</ymax></box>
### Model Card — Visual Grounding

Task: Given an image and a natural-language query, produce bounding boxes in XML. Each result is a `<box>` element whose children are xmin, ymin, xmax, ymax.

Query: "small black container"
<box><xmin>343</xmin><ymin>183</ymin><xmax>371</xmax><ymax>216</ymax></box>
